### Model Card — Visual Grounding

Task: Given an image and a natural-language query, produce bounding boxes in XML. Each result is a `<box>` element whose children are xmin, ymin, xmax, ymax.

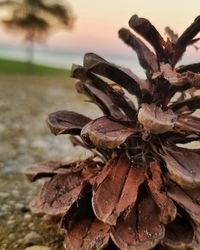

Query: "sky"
<box><xmin>54</xmin><ymin>0</ymin><xmax>200</xmax><ymax>55</ymax></box>
<box><xmin>0</xmin><ymin>0</ymin><xmax>199</xmax><ymax>58</ymax></box>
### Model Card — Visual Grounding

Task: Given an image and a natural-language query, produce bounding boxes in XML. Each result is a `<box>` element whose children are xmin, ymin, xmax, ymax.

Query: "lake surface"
<box><xmin>0</xmin><ymin>75</ymin><xmax>100</xmax><ymax>174</ymax></box>
<box><xmin>0</xmin><ymin>43</ymin><xmax>199</xmax><ymax>79</ymax></box>
<box><xmin>0</xmin><ymin>44</ymin><xmax>146</xmax><ymax>77</ymax></box>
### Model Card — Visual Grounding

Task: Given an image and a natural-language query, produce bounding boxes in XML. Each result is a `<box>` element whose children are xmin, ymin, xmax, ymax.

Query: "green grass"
<box><xmin>0</xmin><ymin>58</ymin><xmax>69</xmax><ymax>75</ymax></box>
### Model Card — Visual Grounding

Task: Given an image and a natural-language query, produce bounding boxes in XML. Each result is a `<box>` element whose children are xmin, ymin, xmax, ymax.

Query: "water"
<box><xmin>0</xmin><ymin>43</ymin><xmax>199</xmax><ymax>79</ymax></box>
<box><xmin>0</xmin><ymin>44</ymin><xmax>145</xmax><ymax>77</ymax></box>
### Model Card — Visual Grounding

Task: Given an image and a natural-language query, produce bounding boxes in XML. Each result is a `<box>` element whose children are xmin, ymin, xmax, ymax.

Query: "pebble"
<box><xmin>42</xmin><ymin>215</ymin><xmax>51</xmax><ymax>221</ymax></box>
<box><xmin>24</xmin><ymin>213</ymin><xmax>32</xmax><ymax>220</ymax></box>
<box><xmin>0</xmin><ymin>192</ymin><xmax>9</xmax><ymax>198</ymax></box>
<box><xmin>7</xmin><ymin>219</ymin><xmax>15</xmax><ymax>225</ymax></box>
<box><xmin>9</xmin><ymin>200</ymin><xmax>15</xmax><ymax>205</ymax></box>
<box><xmin>24</xmin><ymin>231</ymin><xmax>44</xmax><ymax>247</ymax></box>
<box><xmin>1</xmin><ymin>204</ymin><xmax>9</xmax><ymax>212</ymax></box>
<box><xmin>25</xmin><ymin>246</ymin><xmax>51</xmax><ymax>250</ymax></box>
<box><xmin>8</xmin><ymin>233</ymin><xmax>15</xmax><ymax>239</ymax></box>
<box><xmin>15</xmin><ymin>202</ymin><xmax>29</xmax><ymax>212</ymax></box>
<box><xmin>18</xmin><ymin>238</ymin><xmax>23</xmax><ymax>244</ymax></box>
<box><xmin>11</xmin><ymin>190</ymin><xmax>19</xmax><ymax>196</ymax></box>
<box><xmin>15</xmin><ymin>202</ymin><xmax>24</xmax><ymax>209</ymax></box>
<box><xmin>28</xmin><ymin>222</ymin><xmax>34</xmax><ymax>229</ymax></box>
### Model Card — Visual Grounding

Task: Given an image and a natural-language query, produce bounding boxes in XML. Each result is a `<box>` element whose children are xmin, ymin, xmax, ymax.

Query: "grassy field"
<box><xmin>0</xmin><ymin>58</ymin><xmax>69</xmax><ymax>75</ymax></box>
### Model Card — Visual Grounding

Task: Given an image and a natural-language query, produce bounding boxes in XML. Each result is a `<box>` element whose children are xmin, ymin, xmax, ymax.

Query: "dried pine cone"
<box><xmin>26</xmin><ymin>15</ymin><xmax>200</xmax><ymax>250</ymax></box>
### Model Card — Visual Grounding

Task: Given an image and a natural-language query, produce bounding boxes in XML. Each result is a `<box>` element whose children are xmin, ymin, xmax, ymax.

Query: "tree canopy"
<box><xmin>0</xmin><ymin>0</ymin><xmax>75</xmax><ymax>42</ymax></box>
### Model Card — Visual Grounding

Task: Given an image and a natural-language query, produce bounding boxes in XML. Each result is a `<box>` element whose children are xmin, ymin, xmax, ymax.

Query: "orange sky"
<box><xmin>48</xmin><ymin>0</ymin><xmax>200</xmax><ymax>54</ymax></box>
<box><xmin>0</xmin><ymin>0</ymin><xmax>200</xmax><ymax>57</ymax></box>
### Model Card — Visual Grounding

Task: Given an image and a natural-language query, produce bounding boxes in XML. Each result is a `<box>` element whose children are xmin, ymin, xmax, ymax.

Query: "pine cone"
<box><xmin>26</xmin><ymin>15</ymin><xmax>200</xmax><ymax>250</ymax></box>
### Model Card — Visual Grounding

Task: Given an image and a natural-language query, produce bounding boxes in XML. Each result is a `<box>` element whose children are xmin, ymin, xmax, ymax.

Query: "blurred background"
<box><xmin>0</xmin><ymin>1</ymin><xmax>199</xmax><ymax>249</ymax></box>
<box><xmin>0</xmin><ymin>0</ymin><xmax>200</xmax><ymax>74</ymax></box>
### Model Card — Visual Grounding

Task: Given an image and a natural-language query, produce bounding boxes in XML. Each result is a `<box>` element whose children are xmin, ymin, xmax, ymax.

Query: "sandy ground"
<box><xmin>0</xmin><ymin>75</ymin><xmax>100</xmax><ymax>250</ymax></box>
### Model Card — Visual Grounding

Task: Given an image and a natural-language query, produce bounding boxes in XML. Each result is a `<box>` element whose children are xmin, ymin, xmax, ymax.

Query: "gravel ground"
<box><xmin>0</xmin><ymin>75</ymin><xmax>100</xmax><ymax>250</ymax></box>
<box><xmin>1</xmin><ymin>75</ymin><xmax>199</xmax><ymax>250</ymax></box>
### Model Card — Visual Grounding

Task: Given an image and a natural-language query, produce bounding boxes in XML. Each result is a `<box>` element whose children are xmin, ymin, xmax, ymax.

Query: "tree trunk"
<box><xmin>26</xmin><ymin>31</ymin><xmax>35</xmax><ymax>73</ymax></box>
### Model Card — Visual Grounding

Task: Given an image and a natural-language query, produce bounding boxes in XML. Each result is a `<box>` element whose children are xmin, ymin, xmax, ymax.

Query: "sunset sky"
<box><xmin>59</xmin><ymin>0</ymin><xmax>200</xmax><ymax>55</ymax></box>
<box><xmin>0</xmin><ymin>0</ymin><xmax>199</xmax><ymax>58</ymax></box>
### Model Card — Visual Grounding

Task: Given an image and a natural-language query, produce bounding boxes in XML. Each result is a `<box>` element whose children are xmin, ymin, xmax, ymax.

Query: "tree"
<box><xmin>0</xmin><ymin>0</ymin><xmax>75</xmax><ymax>66</ymax></box>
